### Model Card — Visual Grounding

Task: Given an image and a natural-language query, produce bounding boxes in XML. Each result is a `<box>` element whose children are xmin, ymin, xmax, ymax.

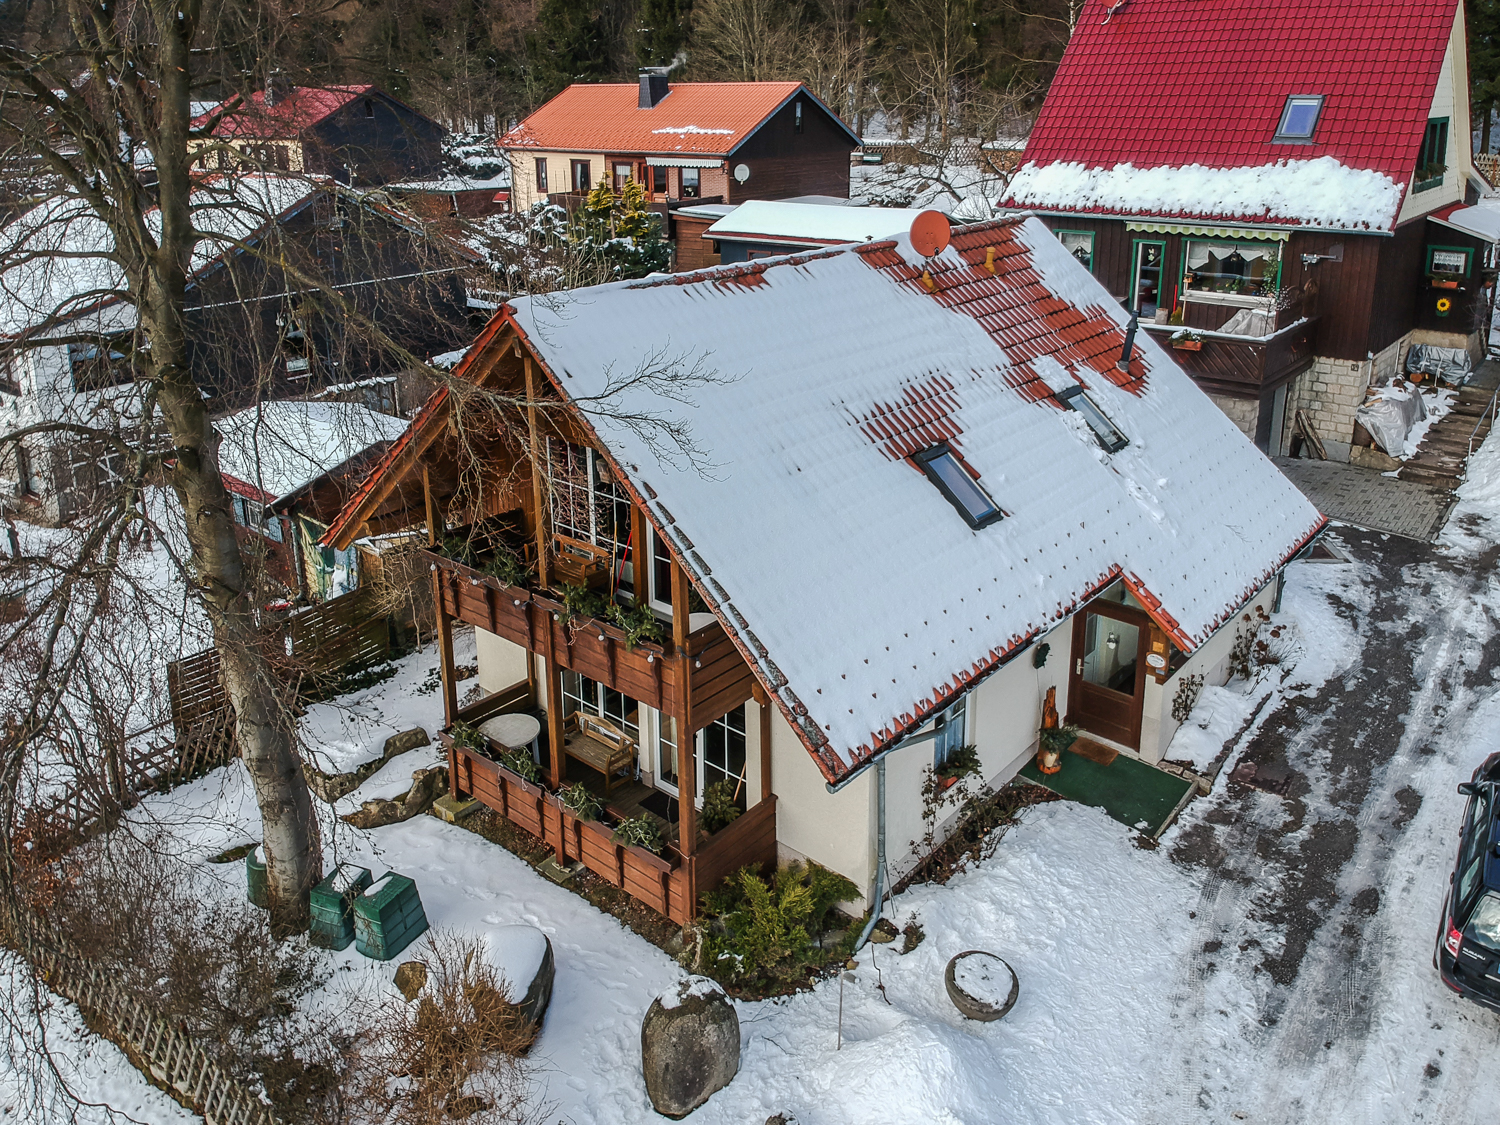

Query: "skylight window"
<box><xmin>915</xmin><ymin>444</ymin><xmax>1003</xmax><ymax>529</ymax></box>
<box><xmin>1057</xmin><ymin>386</ymin><xmax>1129</xmax><ymax>453</ymax></box>
<box><xmin>1274</xmin><ymin>95</ymin><xmax>1324</xmax><ymax>142</ymax></box>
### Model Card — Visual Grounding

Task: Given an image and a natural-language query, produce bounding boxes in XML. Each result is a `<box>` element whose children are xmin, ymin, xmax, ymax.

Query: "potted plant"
<box><xmin>934</xmin><ymin>744</ymin><xmax>981</xmax><ymax>790</ymax></box>
<box><xmin>1037</xmin><ymin>724</ymin><xmax>1080</xmax><ymax>775</ymax></box>
<box><xmin>611</xmin><ymin>813</ymin><xmax>664</xmax><ymax>855</ymax></box>
<box><xmin>701</xmin><ymin>779</ymin><xmax>743</xmax><ymax>833</ymax></box>
<box><xmin>1170</xmin><ymin>328</ymin><xmax>1204</xmax><ymax>351</ymax></box>
<box><xmin>447</xmin><ymin>721</ymin><xmax>485</xmax><ymax>753</ymax></box>
<box><xmin>495</xmin><ymin>745</ymin><xmax>542</xmax><ymax>785</ymax></box>
<box><xmin>556</xmin><ymin>781</ymin><xmax>603</xmax><ymax>823</ymax></box>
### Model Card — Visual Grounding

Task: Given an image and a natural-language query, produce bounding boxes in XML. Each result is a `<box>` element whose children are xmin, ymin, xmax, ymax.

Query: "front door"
<box><xmin>1068</xmin><ymin>600</ymin><xmax>1150</xmax><ymax>748</ymax></box>
<box><xmin>1131</xmin><ymin>239</ymin><xmax>1167</xmax><ymax>317</ymax></box>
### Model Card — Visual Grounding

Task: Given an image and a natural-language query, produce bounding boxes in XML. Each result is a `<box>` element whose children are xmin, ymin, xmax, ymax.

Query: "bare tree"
<box><xmin>689</xmin><ymin>0</ymin><xmax>806</xmax><ymax>81</ymax></box>
<box><xmin>0</xmin><ymin>2</ymin><xmax>472</xmax><ymax>932</ymax></box>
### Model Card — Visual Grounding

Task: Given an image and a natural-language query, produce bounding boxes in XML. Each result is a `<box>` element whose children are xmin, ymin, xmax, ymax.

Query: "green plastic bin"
<box><xmin>309</xmin><ymin>864</ymin><xmax>373</xmax><ymax>951</ymax></box>
<box><xmin>245</xmin><ymin>846</ymin><xmax>268</xmax><ymax>909</ymax></box>
<box><xmin>353</xmin><ymin>873</ymin><xmax>429</xmax><ymax>961</ymax></box>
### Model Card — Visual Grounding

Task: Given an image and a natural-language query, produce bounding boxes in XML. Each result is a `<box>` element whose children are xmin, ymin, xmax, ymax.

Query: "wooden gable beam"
<box><xmin>322</xmin><ymin>315</ymin><xmax>522</xmax><ymax>551</ymax></box>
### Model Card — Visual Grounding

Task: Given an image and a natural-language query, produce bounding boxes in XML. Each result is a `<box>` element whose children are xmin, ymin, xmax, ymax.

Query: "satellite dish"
<box><xmin>733</xmin><ymin>163</ymin><xmax>751</xmax><ymax>184</ymax></box>
<box><xmin>909</xmin><ymin>210</ymin><xmax>952</xmax><ymax>257</ymax></box>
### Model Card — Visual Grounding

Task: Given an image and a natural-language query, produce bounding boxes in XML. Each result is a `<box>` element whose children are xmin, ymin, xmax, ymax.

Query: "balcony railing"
<box><xmin>443</xmin><ymin>712</ymin><xmax>777</xmax><ymax>923</ymax></box>
<box><xmin>426</xmin><ymin>547</ymin><xmax>754</xmax><ymax>725</ymax></box>
<box><xmin>1145</xmin><ymin>316</ymin><xmax>1318</xmax><ymax>396</ymax></box>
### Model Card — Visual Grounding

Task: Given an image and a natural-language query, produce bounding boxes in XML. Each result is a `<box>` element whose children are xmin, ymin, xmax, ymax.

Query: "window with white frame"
<box><xmin>933</xmin><ymin>697</ymin><xmax>968</xmax><ymax>770</ymax></box>
<box><xmin>1181</xmin><ymin>240</ymin><xmax>1281</xmax><ymax>301</ymax></box>
<box><xmin>562</xmin><ymin>671</ymin><xmax>641</xmax><ymax>745</ymax></box>
<box><xmin>547</xmin><ymin>439</ymin><xmax>632</xmax><ymax>556</ymax></box>
<box><xmin>701</xmin><ymin>706</ymin><xmax>748</xmax><ymax>809</ymax></box>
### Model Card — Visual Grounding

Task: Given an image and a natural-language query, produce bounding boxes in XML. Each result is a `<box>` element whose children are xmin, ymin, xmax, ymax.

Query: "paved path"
<box><xmin>1275</xmin><ymin>457</ymin><xmax>1454</xmax><ymax>541</ymax></box>
<box><xmin>1158</xmin><ymin>526</ymin><xmax>1500</xmax><ymax>1123</ymax></box>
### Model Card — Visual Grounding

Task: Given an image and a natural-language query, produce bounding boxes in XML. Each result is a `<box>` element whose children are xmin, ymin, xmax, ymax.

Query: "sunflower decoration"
<box><xmin>1436</xmin><ymin>296</ymin><xmax>1453</xmax><ymax>316</ymax></box>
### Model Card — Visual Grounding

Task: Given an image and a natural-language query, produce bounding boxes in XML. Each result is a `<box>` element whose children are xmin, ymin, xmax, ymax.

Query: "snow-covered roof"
<box><xmin>496</xmin><ymin>216</ymin><xmax>1323</xmax><ymax>781</ymax></box>
<box><xmin>1005</xmin><ymin>0</ymin><xmax>1460</xmax><ymax>231</ymax></box>
<box><xmin>215</xmin><ymin>400</ymin><xmax>409</xmax><ymax>504</ymax></box>
<box><xmin>1433</xmin><ymin>203</ymin><xmax>1500</xmax><ymax>243</ymax></box>
<box><xmin>704</xmin><ymin>201</ymin><xmax>934</xmax><ymax>246</ymax></box>
<box><xmin>1004</xmin><ymin>158</ymin><xmax>1405</xmax><ymax>233</ymax></box>
<box><xmin>0</xmin><ymin>176</ymin><xmax>322</xmax><ymax>339</ymax></box>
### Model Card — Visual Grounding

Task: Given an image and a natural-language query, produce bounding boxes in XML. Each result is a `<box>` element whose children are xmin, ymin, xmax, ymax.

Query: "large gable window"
<box><xmin>915</xmin><ymin>444</ymin><xmax>1003</xmax><ymax>529</ymax></box>
<box><xmin>1057</xmin><ymin>385</ymin><xmax>1129</xmax><ymax>453</ymax></box>
<box><xmin>548</xmin><ymin>439</ymin><xmax>631</xmax><ymax>556</ymax></box>
<box><xmin>1416</xmin><ymin>118</ymin><xmax>1449</xmax><ymax>192</ymax></box>
<box><xmin>1274</xmin><ymin>95</ymin><xmax>1324</xmax><ymax>142</ymax></box>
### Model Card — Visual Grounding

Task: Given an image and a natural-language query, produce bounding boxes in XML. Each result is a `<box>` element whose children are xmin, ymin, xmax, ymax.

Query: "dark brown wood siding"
<box><xmin>727</xmin><ymin>94</ymin><xmax>855</xmax><ymax>202</ymax></box>
<box><xmin>1036</xmin><ymin>216</ymin><xmax>1407</xmax><ymax>362</ymax></box>
<box><xmin>672</xmin><ymin>216</ymin><xmax>722</xmax><ymax>271</ymax></box>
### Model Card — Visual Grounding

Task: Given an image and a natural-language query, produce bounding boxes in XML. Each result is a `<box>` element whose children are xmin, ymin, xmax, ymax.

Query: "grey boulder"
<box><xmin>641</xmin><ymin>977</ymin><xmax>740</xmax><ymax>1118</ymax></box>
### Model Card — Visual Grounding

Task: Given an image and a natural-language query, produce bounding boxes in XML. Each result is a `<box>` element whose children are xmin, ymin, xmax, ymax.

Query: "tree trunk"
<box><xmin>145</xmin><ymin>7</ymin><xmax>322</xmax><ymax>932</ymax></box>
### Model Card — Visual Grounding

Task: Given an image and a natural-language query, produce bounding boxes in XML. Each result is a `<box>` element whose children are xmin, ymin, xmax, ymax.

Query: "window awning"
<box><xmin>645</xmin><ymin>157</ymin><xmax>724</xmax><ymax>169</ymax></box>
<box><xmin>1125</xmin><ymin>222</ymin><xmax>1291</xmax><ymax>242</ymax></box>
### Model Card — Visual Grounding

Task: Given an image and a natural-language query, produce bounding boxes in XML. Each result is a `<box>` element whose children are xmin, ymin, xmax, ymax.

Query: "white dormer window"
<box><xmin>1057</xmin><ymin>385</ymin><xmax>1129</xmax><ymax>453</ymax></box>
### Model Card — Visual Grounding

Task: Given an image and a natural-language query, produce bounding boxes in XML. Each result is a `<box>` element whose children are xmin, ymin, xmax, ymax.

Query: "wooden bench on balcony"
<box><xmin>567</xmin><ymin>712</ymin><xmax>636</xmax><ymax>795</ymax></box>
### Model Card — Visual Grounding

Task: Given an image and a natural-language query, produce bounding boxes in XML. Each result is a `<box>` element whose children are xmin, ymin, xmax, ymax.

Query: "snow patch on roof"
<box><xmin>215</xmin><ymin>400</ymin><xmax>410</xmax><ymax>503</ymax></box>
<box><xmin>705</xmin><ymin>200</ymin><xmax>932</xmax><ymax>245</ymax></box>
<box><xmin>651</xmin><ymin>126</ymin><xmax>735</xmax><ymax>136</ymax></box>
<box><xmin>1005</xmin><ymin>157</ymin><xmax>1405</xmax><ymax>231</ymax></box>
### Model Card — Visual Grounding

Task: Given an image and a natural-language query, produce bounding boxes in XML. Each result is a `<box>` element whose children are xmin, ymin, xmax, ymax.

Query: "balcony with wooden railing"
<box><xmin>1145</xmin><ymin>313</ymin><xmax>1318</xmax><ymax>396</ymax></box>
<box><xmin>426</xmin><ymin>547</ymin><xmax>753</xmax><ymax>725</ymax></box>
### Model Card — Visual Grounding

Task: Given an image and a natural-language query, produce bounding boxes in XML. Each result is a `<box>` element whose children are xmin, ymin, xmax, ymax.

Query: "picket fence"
<box><xmin>28</xmin><ymin>931</ymin><xmax>279</xmax><ymax>1125</ymax></box>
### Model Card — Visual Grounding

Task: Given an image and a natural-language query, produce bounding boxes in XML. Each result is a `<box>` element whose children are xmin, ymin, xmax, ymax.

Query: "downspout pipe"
<box><xmin>827</xmin><ymin>725</ymin><xmax>944</xmax><ymax>951</ymax></box>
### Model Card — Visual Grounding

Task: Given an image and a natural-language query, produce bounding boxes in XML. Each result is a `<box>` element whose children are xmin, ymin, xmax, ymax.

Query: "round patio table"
<box><xmin>479</xmin><ymin>713</ymin><xmax>542</xmax><ymax>753</ymax></box>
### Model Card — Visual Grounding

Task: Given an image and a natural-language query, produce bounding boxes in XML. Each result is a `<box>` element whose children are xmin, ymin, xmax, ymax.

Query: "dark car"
<box><xmin>1435</xmin><ymin>751</ymin><xmax>1500</xmax><ymax>1012</ymax></box>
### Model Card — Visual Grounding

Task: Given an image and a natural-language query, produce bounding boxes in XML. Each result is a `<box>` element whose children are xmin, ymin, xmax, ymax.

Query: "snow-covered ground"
<box><xmin>19</xmin><ymin>436</ymin><xmax>1500</xmax><ymax>1123</ymax></box>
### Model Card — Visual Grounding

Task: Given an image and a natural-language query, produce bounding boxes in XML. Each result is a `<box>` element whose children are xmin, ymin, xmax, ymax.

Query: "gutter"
<box><xmin>1002</xmin><ymin>207</ymin><xmax>1396</xmax><ymax>239</ymax></box>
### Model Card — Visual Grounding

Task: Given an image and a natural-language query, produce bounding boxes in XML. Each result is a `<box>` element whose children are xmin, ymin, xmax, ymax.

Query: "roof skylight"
<box><xmin>915</xmin><ymin>444</ymin><xmax>1003</xmax><ymax>529</ymax></box>
<box><xmin>1274</xmin><ymin>95</ymin><xmax>1324</xmax><ymax>142</ymax></box>
<box><xmin>1057</xmin><ymin>386</ymin><xmax>1129</xmax><ymax>453</ymax></box>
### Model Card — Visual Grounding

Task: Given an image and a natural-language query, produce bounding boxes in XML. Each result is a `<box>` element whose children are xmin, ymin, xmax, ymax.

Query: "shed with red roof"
<box><xmin>1002</xmin><ymin>0</ymin><xmax>1497</xmax><ymax>470</ymax></box>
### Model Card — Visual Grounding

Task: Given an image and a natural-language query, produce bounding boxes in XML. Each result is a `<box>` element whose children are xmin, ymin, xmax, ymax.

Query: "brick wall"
<box><xmin>1206</xmin><ymin>392</ymin><xmax>1259</xmax><ymax>440</ymax></box>
<box><xmin>1287</xmin><ymin>354</ymin><xmax>1376</xmax><ymax>462</ymax></box>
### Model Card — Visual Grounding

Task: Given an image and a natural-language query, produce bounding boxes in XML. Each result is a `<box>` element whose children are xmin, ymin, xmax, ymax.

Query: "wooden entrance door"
<box><xmin>1067</xmin><ymin>600</ymin><xmax>1150</xmax><ymax>749</ymax></box>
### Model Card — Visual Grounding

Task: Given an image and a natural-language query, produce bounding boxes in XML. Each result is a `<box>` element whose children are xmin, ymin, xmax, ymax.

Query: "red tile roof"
<box><xmin>196</xmin><ymin>85</ymin><xmax>376</xmax><ymax>139</ymax></box>
<box><xmin>500</xmin><ymin>82</ymin><xmax>854</xmax><ymax>156</ymax></box>
<box><xmin>1012</xmin><ymin>0</ymin><xmax>1460</xmax><ymax>223</ymax></box>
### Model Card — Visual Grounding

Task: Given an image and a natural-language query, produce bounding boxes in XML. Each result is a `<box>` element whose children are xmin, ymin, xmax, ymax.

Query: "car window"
<box><xmin>1465</xmin><ymin>891</ymin><xmax>1500</xmax><ymax>952</ymax></box>
<box><xmin>1458</xmin><ymin>853</ymin><xmax>1486</xmax><ymax>922</ymax></box>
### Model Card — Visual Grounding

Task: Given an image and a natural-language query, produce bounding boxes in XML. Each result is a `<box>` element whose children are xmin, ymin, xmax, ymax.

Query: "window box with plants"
<box><xmin>933</xmin><ymin>744</ymin><xmax>981</xmax><ymax>792</ymax></box>
<box><xmin>1170</xmin><ymin>329</ymin><xmax>1204</xmax><ymax>351</ymax></box>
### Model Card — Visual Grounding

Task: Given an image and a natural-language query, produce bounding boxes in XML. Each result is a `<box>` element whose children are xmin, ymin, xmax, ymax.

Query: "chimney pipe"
<box><xmin>1116</xmin><ymin>308</ymin><xmax>1139</xmax><ymax>373</ymax></box>
<box><xmin>639</xmin><ymin>67</ymin><xmax>670</xmax><ymax>109</ymax></box>
<box><xmin>266</xmin><ymin>70</ymin><xmax>291</xmax><ymax>107</ymax></box>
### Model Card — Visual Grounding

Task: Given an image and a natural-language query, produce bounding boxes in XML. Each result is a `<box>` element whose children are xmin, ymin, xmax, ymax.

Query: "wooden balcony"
<box><xmin>426</xmin><ymin>548</ymin><xmax>755</xmax><ymax>727</ymax></box>
<box><xmin>1145</xmin><ymin>316</ymin><xmax>1318</xmax><ymax>397</ymax></box>
<box><xmin>444</xmin><ymin>723</ymin><xmax>777</xmax><ymax>924</ymax></box>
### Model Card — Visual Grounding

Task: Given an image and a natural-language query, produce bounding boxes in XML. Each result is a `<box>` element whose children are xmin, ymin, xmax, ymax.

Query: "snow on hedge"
<box><xmin>1005</xmin><ymin>157</ymin><xmax>1405</xmax><ymax>231</ymax></box>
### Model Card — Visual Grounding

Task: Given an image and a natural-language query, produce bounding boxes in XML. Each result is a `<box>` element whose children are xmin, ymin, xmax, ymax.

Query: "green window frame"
<box><xmin>1056</xmin><ymin>229</ymin><xmax>1095</xmax><ymax>273</ymax></box>
<box><xmin>1426</xmin><ymin>244</ymin><xmax>1473</xmax><ymax>278</ymax></box>
<box><xmin>1416</xmin><ymin>118</ymin><xmax>1449</xmax><ymax>192</ymax></box>
<box><xmin>1181</xmin><ymin>238</ymin><xmax>1283</xmax><ymax>300</ymax></box>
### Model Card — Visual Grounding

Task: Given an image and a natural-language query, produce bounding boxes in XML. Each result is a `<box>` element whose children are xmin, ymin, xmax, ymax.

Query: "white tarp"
<box><xmin>1438</xmin><ymin>205</ymin><xmax>1500</xmax><ymax>243</ymax></box>
<box><xmin>1356</xmin><ymin>385</ymin><xmax>1426</xmax><ymax>456</ymax></box>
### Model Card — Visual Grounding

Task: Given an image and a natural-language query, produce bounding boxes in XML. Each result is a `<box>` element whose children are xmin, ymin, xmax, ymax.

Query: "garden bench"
<box><xmin>566</xmin><ymin>712</ymin><xmax>636</xmax><ymax>795</ymax></box>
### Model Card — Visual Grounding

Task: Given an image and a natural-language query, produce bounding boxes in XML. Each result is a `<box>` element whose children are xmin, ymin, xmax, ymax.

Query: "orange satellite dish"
<box><xmin>909</xmin><ymin>210</ymin><xmax>952</xmax><ymax>257</ymax></box>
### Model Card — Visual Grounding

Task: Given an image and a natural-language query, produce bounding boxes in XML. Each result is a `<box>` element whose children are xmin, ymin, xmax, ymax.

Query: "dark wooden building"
<box><xmin>1003</xmin><ymin>0</ymin><xmax>1498</xmax><ymax>462</ymax></box>
<box><xmin>194</xmin><ymin>83</ymin><xmax>446</xmax><ymax>187</ymax></box>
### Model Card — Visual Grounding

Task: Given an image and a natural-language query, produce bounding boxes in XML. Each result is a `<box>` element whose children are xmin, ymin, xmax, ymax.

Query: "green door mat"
<box><xmin>1019</xmin><ymin>746</ymin><xmax>1194</xmax><ymax>837</ymax></box>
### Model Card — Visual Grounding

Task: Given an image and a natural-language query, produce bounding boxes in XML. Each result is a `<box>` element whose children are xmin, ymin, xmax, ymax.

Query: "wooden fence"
<box><xmin>27</xmin><ymin>927</ymin><xmax>279</xmax><ymax>1125</ymax></box>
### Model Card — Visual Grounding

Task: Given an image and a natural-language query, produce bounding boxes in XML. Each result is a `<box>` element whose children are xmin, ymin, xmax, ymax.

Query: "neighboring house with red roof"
<box><xmin>1002</xmin><ymin>0</ymin><xmax>1498</xmax><ymax>463</ymax></box>
<box><xmin>320</xmin><ymin>214</ymin><xmax>1322</xmax><ymax>920</ymax></box>
<box><xmin>193</xmin><ymin>80</ymin><xmax>445</xmax><ymax>187</ymax></box>
<box><xmin>502</xmin><ymin>70</ymin><xmax>860</xmax><ymax>266</ymax></box>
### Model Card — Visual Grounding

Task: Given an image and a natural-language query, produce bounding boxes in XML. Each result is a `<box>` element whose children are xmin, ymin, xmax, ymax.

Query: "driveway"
<box><xmin>1162</xmin><ymin>524</ymin><xmax>1500</xmax><ymax>1122</ymax></box>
